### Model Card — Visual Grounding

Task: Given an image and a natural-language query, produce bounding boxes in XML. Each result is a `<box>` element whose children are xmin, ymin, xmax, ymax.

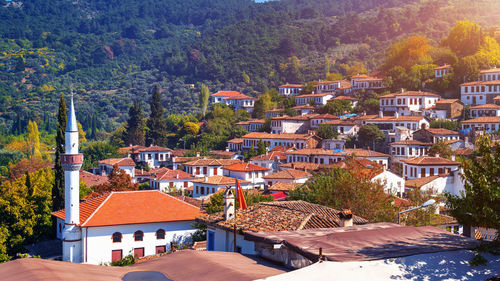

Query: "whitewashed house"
<box><xmin>461</xmin><ymin>116</ymin><xmax>500</xmax><ymax>133</ymax></box>
<box><xmin>309</xmin><ymin>114</ymin><xmax>340</xmax><ymax>129</ymax></box>
<box><xmin>295</xmin><ymin>93</ymin><xmax>334</xmax><ymax>107</ymax></box>
<box><xmin>150</xmin><ymin>168</ymin><xmax>196</xmax><ymax>192</ymax></box>
<box><xmin>98</xmin><ymin>158</ymin><xmax>136</xmax><ymax>178</ymax></box>
<box><xmin>211</xmin><ymin>91</ymin><xmax>255</xmax><ymax>112</ymax></box>
<box><xmin>351</xmin><ymin>74</ymin><xmax>385</xmax><ymax>91</ymax></box>
<box><xmin>222</xmin><ymin>162</ymin><xmax>270</xmax><ymax>189</ymax></box>
<box><xmin>412</xmin><ymin>128</ymin><xmax>460</xmax><ymax>144</ymax></box>
<box><xmin>278</xmin><ymin>84</ymin><xmax>303</xmax><ymax>96</ymax></box>
<box><xmin>460</xmin><ymin>69</ymin><xmax>500</xmax><ymax>105</ymax></box>
<box><xmin>241</xmin><ymin>132</ymin><xmax>321</xmax><ymax>151</ymax></box>
<box><xmin>371</xmin><ymin>169</ymin><xmax>405</xmax><ymax>196</ymax></box>
<box><xmin>53</xmin><ymin>190</ymin><xmax>201</xmax><ymax>265</ymax></box>
<box><xmin>322</xmin><ymin>119</ymin><xmax>359</xmax><ymax>136</ymax></box>
<box><xmin>329</xmin><ymin>95</ymin><xmax>359</xmax><ymax>108</ymax></box>
<box><xmin>138</xmin><ymin>146</ymin><xmax>173</xmax><ymax>169</ymax></box>
<box><xmin>401</xmin><ymin>155</ymin><xmax>460</xmax><ymax>180</ymax></box>
<box><xmin>250</xmin><ymin>151</ymin><xmax>287</xmax><ymax>171</ymax></box>
<box><xmin>191</xmin><ymin>176</ymin><xmax>252</xmax><ymax>198</ymax></box>
<box><xmin>262</xmin><ymin>169</ymin><xmax>311</xmax><ymax>187</ymax></box>
<box><xmin>292</xmin><ymin>105</ymin><xmax>315</xmax><ymax>116</ymax></box>
<box><xmin>390</xmin><ymin>140</ymin><xmax>432</xmax><ymax>166</ymax></box>
<box><xmin>271</xmin><ymin>115</ymin><xmax>311</xmax><ymax>134</ymax></box>
<box><xmin>379</xmin><ymin>91</ymin><xmax>440</xmax><ymax>116</ymax></box>
<box><xmin>470</xmin><ymin>104</ymin><xmax>500</xmax><ymax>118</ymax></box>
<box><xmin>235</xmin><ymin>119</ymin><xmax>266</xmax><ymax>132</ymax></box>
<box><xmin>184</xmin><ymin>158</ymin><xmax>241</xmax><ymax>178</ymax></box>
<box><xmin>434</xmin><ymin>65</ymin><xmax>451</xmax><ymax>78</ymax></box>
<box><xmin>285</xmin><ymin>148</ymin><xmax>390</xmax><ymax>168</ymax></box>
<box><xmin>405</xmin><ymin>169</ymin><xmax>464</xmax><ymax>197</ymax></box>
<box><xmin>314</xmin><ymin>80</ymin><xmax>343</xmax><ymax>94</ymax></box>
<box><xmin>227</xmin><ymin>138</ymin><xmax>243</xmax><ymax>152</ymax></box>
<box><xmin>364</xmin><ymin>112</ymin><xmax>430</xmax><ymax>135</ymax></box>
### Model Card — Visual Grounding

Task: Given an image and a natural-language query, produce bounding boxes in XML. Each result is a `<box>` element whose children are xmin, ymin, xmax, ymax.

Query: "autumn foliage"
<box><xmin>94</xmin><ymin>165</ymin><xmax>138</xmax><ymax>194</ymax></box>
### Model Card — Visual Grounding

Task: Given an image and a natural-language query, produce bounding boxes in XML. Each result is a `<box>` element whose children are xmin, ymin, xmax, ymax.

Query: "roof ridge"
<box><xmin>81</xmin><ymin>193</ymin><xmax>113</xmax><ymax>226</ymax></box>
<box><xmin>296</xmin><ymin>213</ymin><xmax>314</xmax><ymax>230</ymax></box>
<box><xmin>159</xmin><ymin>191</ymin><xmax>201</xmax><ymax>210</ymax></box>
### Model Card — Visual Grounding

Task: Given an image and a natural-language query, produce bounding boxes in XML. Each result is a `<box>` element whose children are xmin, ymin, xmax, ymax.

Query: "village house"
<box><xmin>461</xmin><ymin>116</ymin><xmax>500</xmax><ymax>132</ymax></box>
<box><xmin>53</xmin><ymin>190</ymin><xmax>202</xmax><ymax>264</ymax></box>
<box><xmin>423</xmin><ymin>99</ymin><xmax>464</xmax><ymax>119</ymax></box>
<box><xmin>294</xmin><ymin>93</ymin><xmax>334</xmax><ymax>107</ymax></box>
<box><xmin>434</xmin><ymin>64</ymin><xmax>451</xmax><ymax>78</ymax></box>
<box><xmin>292</xmin><ymin>105</ymin><xmax>315</xmax><ymax>115</ymax></box>
<box><xmin>313</xmin><ymin>80</ymin><xmax>345</xmax><ymax>94</ymax></box>
<box><xmin>191</xmin><ymin>176</ymin><xmax>252</xmax><ymax>198</ymax></box>
<box><xmin>197</xmin><ymin>196</ymin><xmax>367</xmax><ymax>255</ymax></box>
<box><xmin>401</xmin><ymin>155</ymin><xmax>460</xmax><ymax>180</ymax></box>
<box><xmin>118</xmin><ymin>145</ymin><xmax>146</xmax><ymax>162</ymax></box>
<box><xmin>405</xmin><ymin>169</ymin><xmax>464</xmax><ymax>197</ymax></box>
<box><xmin>308</xmin><ymin>114</ymin><xmax>340</xmax><ymax>129</ymax></box>
<box><xmin>460</xmin><ymin>68</ymin><xmax>500</xmax><ymax>105</ymax></box>
<box><xmin>250</xmin><ymin>151</ymin><xmax>287</xmax><ymax>171</ymax></box>
<box><xmin>241</xmin><ymin>132</ymin><xmax>321</xmax><ymax>151</ymax></box>
<box><xmin>322</xmin><ymin>119</ymin><xmax>359</xmax><ymax>136</ymax></box>
<box><xmin>285</xmin><ymin>148</ymin><xmax>390</xmax><ymax>167</ymax></box>
<box><xmin>262</xmin><ymin>169</ymin><xmax>311</xmax><ymax>187</ymax></box>
<box><xmin>210</xmin><ymin>91</ymin><xmax>255</xmax><ymax>112</ymax></box>
<box><xmin>98</xmin><ymin>158</ymin><xmax>136</xmax><ymax>178</ymax></box>
<box><xmin>364</xmin><ymin>112</ymin><xmax>430</xmax><ymax>138</ymax></box>
<box><xmin>412</xmin><ymin>128</ymin><xmax>460</xmax><ymax>143</ymax></box>
<box><xmin>138</xmin><ymin>145</ymin><xmax>173</xmax><ymax>169</ymax></box>
<box><xmin>351</xmin><ymin>74</ymin><xmax>385</xmax><ymax>91</ymax></box>
<box><xmin>80</xmin><ymin>170</ymin><xmax>108</xmax><ymax>188</ymax></box>
<box><xmin>183</xmin><ymin>158</ymin><xmax>241</xmax><ymax>178</ymax></box>
<box><xmin>389</xmin><ymin>140</ymin><xmax>432</xmax><ymax>167</ymax></box>
<box><xmin>222</xmin><ymin>162</ymin><xmax>271</xmax><ymax>189</ymax></box>
<box><xmin>264</xmin><ymin>108</ymin><xmax>283</xmax><ymax>118</ymax></box>
<box><xmin>321</xmin><ymin>137</ymin><xmax>346</xmax><ymax>150</ymax></box>
<box><xmin>379</xmin><ymin>91</ymin><xmax>440</xmax><ymax>116</ymax></box>
<box><xmin>227</xmin><ymin>138</ymin><xmax>243</xmax><ymax>152</ymax></box>
<box><xmin>149</xmin><ymin>168</ymin><xmax>196</xmax><ymax>192</ymax></box>
<box><xmin>278</xmin><ymin>83</ymin><xmax>303</xmax><ymax>96</ymax></box>
<box><xmin>235</xmin><ymin>119</ymin><xmax>266</xmax><ymax>132</ymax></box>
<box><xmin>271</xmin><ymin>115</ymin><xmax>312</xmax><ymax>134</ymax></box>
<box><xmin>470</xmin><ymin>104</ymin><xmax>500</xmax><ymax>118</ymax></box>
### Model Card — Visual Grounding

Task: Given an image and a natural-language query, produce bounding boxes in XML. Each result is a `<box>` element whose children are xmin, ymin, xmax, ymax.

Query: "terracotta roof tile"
<box><xmin>389</xmin><ymin>91</ymin><xmax>440</xmax><ymax>97</ymax></box>
<box><xmin>405</xmin><ymin>175</ymin><xmax>441</xmax><ymax>188</ymax></box>
<box><xmin>242</xmin><ymin>132</ymin><xmax>317</xmax><ymax>140</ymax></box>
<box><xmin>183</xmin><ymin>158</ymin><xmax>241</xmax><ymax>166</ymax></box>
<box><xmin>98</xmin><ymin>158</ymin><xmax>136</xmax><ymax>167</ymax></box>
<box><xmin>52</xmin><ymin>190</ymin><xmax>202</xmax><ymax>227</ymax></box>
<box><xmin>278</xmin><ymin>84</ymin><xmax>303</xmax><ymax>88</ymax></box>
<box><xmin>250</xmin><ymin>151</ymin><xmax>287</xmax><ymax>161</ymax></box>
<box><xmin>262</xmin><ymin>169</ymin><xmax>311</xmax><ymax>180</ymax></box>
<box><xmin>191</xmin><ymin>176</ymin><xmax>251</xmax><ymax>186</ymax></box>
<box><xmin>434</xmin><ymin>64</ymin><xmax>451</xmax><ymax>70</ymax></box>
<box><xmin>227</xmin><ymin>138</ymin><xmax>243</xmax><ymax>144</ymax></box>
<box><xmin>460</xmin><ymin>80</ymin><xmax>500</xmax><ymax>86</ymax></box>
<box><xmin>196</xmin><ymin>200</ymin><xmax>367</xmax><ymax>233</ymax></box>
<box><xmin>470</xmin><ymin>104</ymin><xmax>500</xmax><ymax>109</ymax></box>
<box><xmin>461</xmin><ymin>116</ymin><xmax>500</xmax><ymax>123</ymax></box>
<box><xmin>138</xmin><ymin>146</ymin><xmax>173</xmax><ymax>152</ymax></box>
<box><xmin>423</xmin><ymin>128</ymin><xmax>459</xmax><ymax>135</ymax></box>
<box><xmin>154</xmin><ymin>169</ymin><xmax>196</xmax><ymax>181</ymax></box>
<box><xmin>390</xmin><ymin>140</ymin><xmax>432</xmax><ymax>146</ymax></box>
<box><xmin>367</xmin><ymin>116</ymin><xmax>427</xmax><ymax>122</ymax></box>
<box><xmin>435</xmin><ymin>99</ymin><xmax>460</xmax><ymax>104</ymax></box>
<box><xmin>480</xmin><ymin>68</ymin><xmax>500</xmax><ymax>73</ymax></box>
<box><xmin>401</xmin><ymin>156</ymin><xmax>460</xmax><ymax>166</ymax></box>
<box><xmin>280</xmin><ymin>162</ymin><xmax>331</xmax><ymax>171</ymax></box>
<box><xmin>80</xmin><ymin>170</ymin><xmax>108</xmax><ymax>187</ymax></box>
<box><xmin>267</xmin><ymin>182</ymin><xmax>302</xmax><ymax>192</ymax></box>
<box><xmin>331</xmin><ymin>96</ymin><xmax>358</xmax><ymax>101</ymax></box>
<box><xmin>222</xmin><ymin>162</ymin><xmax>270</xmax><ymax>172</ymax></box>
<box><xmin>211</xmin><ymin>91</ymin><xmax>244</xmax><ymax>97</ymax></box>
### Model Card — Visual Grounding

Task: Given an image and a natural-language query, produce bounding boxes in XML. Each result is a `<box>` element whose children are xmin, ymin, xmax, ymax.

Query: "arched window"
<box><xmin>112</xmin><ymin>232</ymin><xmax>122</xmax><ymax>243</ymax></box>
<box><xmin>134</xmin><ymin>230</ymin><xmax>144</xmax><ymax>241</ymax></box>
<box><xmin>156</xmin><ymin>229</ymin><xmax>165</xmax><ymax>240</ymax></box>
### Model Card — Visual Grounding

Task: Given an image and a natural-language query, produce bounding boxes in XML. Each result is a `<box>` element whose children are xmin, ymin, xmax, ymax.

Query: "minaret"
<box><xmin>61</xmin><ymin>92</ymin><xmax>83</xmax><ymax>263</ymax></box>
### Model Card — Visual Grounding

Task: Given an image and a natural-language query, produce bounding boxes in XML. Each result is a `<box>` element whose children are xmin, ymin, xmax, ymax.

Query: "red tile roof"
<box><xmin>470</xmin><ymin>104</ymin><xmax>500</xmax><ymax>109</ymax></box>
<box><xmin>460</xmin><ymin>80</ymin><xmax>500</xmax><ymax>86</ymax></box>
<box><xmin>461</xmin><ymin>116</ymin><xmax>500</xmax><ymax>123</ymax></box>
<box><xmin>191</xmin><ymin>176</ymin><xmax>251</xmax><ymax>185</ymax></box>
<box><xmin>242</xmin><ymin>132</ymin><xmax>316</xmax><ymax>140</ymax></box>
<box><xmin>388</xmin><ymin>91</ymin><xmax>440</xmax><ymax>97</ymax></box>
<box><xmin>434</xmin><ymin>64</ymin><xmax>451</xmax><ymax>70</ymax></box>
<box><xmin>292</xmin><ymin>105</ymin><xmax>315</xmax><ymax>110</ymax></box>
<box><xmin>405</xmin><ymin>175</ymin><xmax>440</xmax><ymax>188</ymax></box>
<box><xmin>263</xmin><ymin>169</ymin><xmax>311</xmax><ymax>180</ymax></box>
<box><xmin>435</xmin><ymin>99</ymin><xmax>460</xmax><ymax>104</ymax></box>
<box><xmin>423</xmin><ymin>128</ymin><xmax>459</xmax><ymax>135</ymax></box>
<box><xmin>183</xmin><ymin>158</ymin><xmax>241</xmax><ymax>167</ymax></box>
<box><xmin>322</xmin><ymin>119</ymin><xmax>357</xmax><ymax>126</ymax></box>
<box><xmin>227</xmin><ymin>138</ymin><xmax>243</xmax><ymax>144</ymax></box>
<box><xmin>401</xmin><ymin>156</ymin><xmax>460</xmax><ymax>166</ymax></box>
<box><xmin>250</xmin><ymin>151</ymin><xmax>287</xmax><ymax>161</ymax></box>
<box><xmin>52</xmin><ymin>190</ymin><xmax>202</xmax><ymax>227</ymax></box>
<box><xmin>154</xmin><ymin>169</ymin><xmax>196</xmax><ymax>181</ymax></box>
<box><xmin>280</xmin><ymin>162</ymin><xmax>330</xmax><ymax>171</ymax></box>
<box><xmin>296</xmin><ymin>93</ymin><xmax>333</xmax><ymax>98</ymax></box>
<box><xmin>278</xmin><ymin>83</ymin><xmax>303</xmax><ymax>88</ymax></box>
<box><xmin>331</xmin><ymin>95</ymin><xmax>358</xmax><ymax>101</ymax></box>
<box><xmin>480</xmin><ymin>68</ymin><xmax>500</xmax><ymax>73</ymax></box>
<box><xmin>98</xmin><ymin>158</ymin><xmax>136</xmax><ymax>167</ymax></box>
<box><xmin>267</xmin><ymin>182</ymin><xmax>302</xmax><ymax>192</ymax></box>
<box><xmin>138</xmin><ymin>146</ymin><xmax>173</xmax><ymax>152</ymax></box>
<box><xmin>390</xmin><ymin>140</ymin><xmax>432</xmax><ymax>146</ymax></box>
<box><xmin>80</xmin><ymin>170</ymin><xmax>108</xmax><ymax>187</ymax></box>
<box><xmin>211</xmin><ymin>91</ymin><xmax>243</xmax><ymax>97</ymax></box>
<box><xmin>367</xmin><ymin>116</ymin><xmax>427</xmax><ymax>122</ymax></box>
<box><xmin>309</xmin><ymin>114</ymin><xmax>339</xmax><ymax>119</ymax></box>
<box><xmin>222</xmin><ymin>162</ymin><xmax>270</xmax><ymax>172</ymax></box>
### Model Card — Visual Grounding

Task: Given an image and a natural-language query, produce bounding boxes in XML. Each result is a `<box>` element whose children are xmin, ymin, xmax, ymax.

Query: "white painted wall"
<box><xmin>208</xmin><ymin>227</ymin><xmax>256</xmax><ymax>255</ymax></box>
<box><xmin>83</xmin><ymin>221</ymin><xmax>196</xmax><ymax>265</ymax></box>
<box><xmin>371</xmin><ymin>170</ymin><xmax>405</xmax><ymax>195</ymax></box>
<box><xmin>150</xmin><ymin>179</ymin><xmax>193</xmax><ymax>192</ymax></box>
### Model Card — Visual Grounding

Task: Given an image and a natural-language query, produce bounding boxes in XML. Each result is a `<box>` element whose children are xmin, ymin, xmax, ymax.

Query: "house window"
<box><xmin>134</xmin><ymin>247</ymin><xmax>144</xmax><ymax>258</ymax></box>
<box><xmin>203</xmin><ymin>167</ymin><xmax>208</xmax><ymax>174</ymax></box>
<box><xmin>134</xmin><ymin>230</ymin><xmax>144</xmax><ymax>241</ymax></box>
<box><xmin>196</xmin><ymin>167</ymin><xmax>200</xmax><ymax>175</ymax></box>
<box><xmin>421</xmin><ymin>168</ymin><xmax>425</xmax><ymax>177</ymax></box>
<box><xmin>156</xmin><ymin>245</ymin><xmax>166</xmax><ymax>254</ymax></box>
<box><xmin>214</xmin><ymin>167</ymin><xmax>218</xmax><ymax>175</ymax></box>
<box><xmin>201</xmin><ymin>186</ymin><xmax>205</xmax><ymax>195</ymax></box>
<box><xmin>184</xmin><ymin>181</ymin><xmax>188</xmax><ymax>188</ymax></box>
<box><xmin>156</xmin><ymin>229</ymin><xmax>165</xmax><ymax>240</ymax></box>
<box><xmin>112</xmin><ymin>232</ymin><xmax>122</xmax><ymax>243</ymax></box>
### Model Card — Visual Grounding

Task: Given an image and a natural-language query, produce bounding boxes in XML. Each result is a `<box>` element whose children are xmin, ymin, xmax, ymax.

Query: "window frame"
<box><xmin>134</xmin><ymin>230</ymin><xmax>144</xmax><ymax>242</ymax></box>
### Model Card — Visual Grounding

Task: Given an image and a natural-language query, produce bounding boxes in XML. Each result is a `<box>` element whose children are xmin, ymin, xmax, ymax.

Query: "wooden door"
<box><xmin>111</xmin><ymin>250</ymin><xmax>122</xmax><ymax>262</ymax></box>
<box><xmin>156</xmin><ymin>245</ymin><xmax>166</xmax><ymax>254</ymax></box>
<box><xmin>134</xmin><ymin>247</ymin><xmax>144</xmax><ymax>258</ymax></box>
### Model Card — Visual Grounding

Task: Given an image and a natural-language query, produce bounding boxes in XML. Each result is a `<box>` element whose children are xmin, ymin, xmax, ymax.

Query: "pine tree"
<box><xmin>146</xmin><ymin>85</ymin><xmax>168</xmax><ymax>146</ymax></box>
<box><xmin>52</xmin><ymin>94</ymin><xmax>66</xmax><ymax>212</ymax></box>
<box><xmin>125</xmin><ymin>101</ymin><xmax>146</xmax><ymax>146</ymax></box>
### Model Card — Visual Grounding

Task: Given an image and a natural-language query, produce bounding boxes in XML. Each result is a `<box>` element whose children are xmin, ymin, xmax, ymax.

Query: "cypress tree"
<box><xmin>90</xmin><ymin>113</ymin><xmax>97</xmax><ymax>140</ymax></box>
<box><xmin>146</xmin><ymin>85</ymin><xmax>168</xmax><ymax>146</ymax></box>
<box><xmin>52</xmin><ymin>94</ymin><xmax>66</xmax><ymax>212</ymax></box>
<box><xmin>124</xmin><ymin>101</ymin><xmax>146</xmax><ymax>146</ymax></box>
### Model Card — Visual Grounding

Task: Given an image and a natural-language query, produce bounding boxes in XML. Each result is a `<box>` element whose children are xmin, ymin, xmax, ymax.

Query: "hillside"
<box><xmin>0</xmin><ymin>0</ymin><xmax>499</xmax><ymax>135</ymax></box>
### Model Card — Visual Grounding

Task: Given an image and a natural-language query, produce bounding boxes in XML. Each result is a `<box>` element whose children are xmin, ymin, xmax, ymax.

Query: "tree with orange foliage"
<box><xmin>94</xmin><ymin>165</ymin><xmax>138</xmax><ymax>194</ymax></box>
<box><xmin>8</xmin><ymin>157</ymin><xmax>52</xmax><ymax>180</ymax></box>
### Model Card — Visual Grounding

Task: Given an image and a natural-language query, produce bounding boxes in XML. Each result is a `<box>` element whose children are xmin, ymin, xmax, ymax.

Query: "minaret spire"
<box><xmin>61</xmin><ymin>91</ymin><xmax>83</xmax><ymax>263</ymax></box>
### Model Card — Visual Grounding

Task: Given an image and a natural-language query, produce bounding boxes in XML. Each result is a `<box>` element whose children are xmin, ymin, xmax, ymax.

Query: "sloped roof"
<box><xmin>390</xmin><ymin>140</ymin><xmax>432</xmax><ymax>146</ymax></box>
<box><xmin>154</xmin><ymin>169</ymin><xmax>196</xmax><ymax>181</ymax></box>
<box><xmin>52</xmin><ymin>190</ymin><xmax>202</xmax><ymax>227</ymax></box>
<box><xmin>480</xmin><ymin>68</ymin><xmax>500</xmax><ymax>73</ymax></box>
<box><xmin>401</xmin><ymin>156</ymin><xmax>460</xmax><ymax>166</ymax></box>
<box><xmin>191</xmin><ymin>176</ymin><xmax>251</xmax><ymax>186</ymax></box>
<box><xmin>267</xmin><ymin>182</ymin><xmax>302</xmax><ymax>192</ymax></box>
<box><xmin>79</xmin><ymin>170</ymin><xmax>108</xmax><ymax>187</ymax></box>
<box><xmin>435</xmin><ymin>99</ymin><xmax>460</xmax><ymax>104</ymax></box>
<box><xmin>197</xmin><ymin>200</ymin><xmax>367</xmax><ymax>233</ymax></box>
<box><xmin>242</xmin><ymin>132</ymin><xmax>316</xmax><ymax>140</ymax></box>
<box><xmin>460</xmin><ymin>80</ymin><xmax>500</xmax><ymax>86</ymax></box>
<box><xmin>222</xmin><ymin>162</ymin><xmax>270</xmax><ymax>172</ymax></box>
<box><xmin>434</xmin><ymin>64</ymin><xmax>451</xmax><ymax>70</ymax></box>
<box><xmin>470</xmin><ymin>104</ymin><xmax>500</xmax><ymax>110</ymax></box>
<box><xmin>331</xmin><ymin>95</ymin><xmax>358</xmax><ymax>101</ymax></box>
<box><xmin>183</xmin><ymin>158</ymin><xmax>241</xmax><ymax>166</ymax></box>
<box><xmin>405</xmin><ymin>175</ymin><xmax>441</xmax><ymax>188</ymax></box>
<box><xmin>227</xmin><ymin>138</ymin><xmax>243</xmax><ymax>144</ymax></box>
<box><xmin>251</xmin><ymin>151</ymin><xmax>287</xmax><ymax>161</ymax></box>
<box><xmin>280</xmin><ymin>162</ymin><xmax>331</xmax><ymax>171</ymax></box>
<box><xmin>367</xmin><ymin>116</ymin><xmax>427</xmax><ymax>122</ymax></box>
<box><xmin>423</xmin><ymin>128</ymin><xmax>459</xmax><ymax>135</ymax></box>
<box><xmin>138</xmin><ymin>146</ymin><xmax>173</xmax><ymax>152</ymax></box>
<box><xmin>263</xmin><ymin>169</ymin><xmax>311</xmax><ymax>180</ymax></box>
<box><xmin>278</xmin><ymin>83</ymin><xmax>303</xmax><ymax>88</ymax></box>
<box><xmin>338</xmin><ymin>148</ymin><xmax>390</xmax><ymax>158</ymax></box>
<box><xmin>211</xmin><ymin>90</ymin><xmax>243</xmax><ymax>97</ymax></box>
<box><xmin>98</xmin><ymin>158</ymin><xmax>136</xmax><ymax>167</ymax></box>
<box><xmin>390</xmin><ymin>91</ymin><xmax>440</xmax><ymax>97</ymax></box>
<box><xmin>461</xmin><ymin>116</ymin><xmax>500</xmax><ymax>123</ymax></box>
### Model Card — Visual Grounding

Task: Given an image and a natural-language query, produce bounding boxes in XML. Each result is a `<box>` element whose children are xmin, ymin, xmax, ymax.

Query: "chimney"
<box><xmin>338</xmin><ymin>209</ymin><xmax>353</xmax><ymax>227</ymax></box>
<box><xmin>435</xmin><ymin>153</ymin><xmax>440</xmax><ymax>158</ymax></box>
<box><xmin>204</xmin><ymin>176</ymin><xmax>208</xmax><ymax>182</ymax></box>
<box><xmin>196</xmin><ymin>151</ymin><xmax>200</xmax><ymax>157</ymax></box>
<box><xmin>379</xmin><ymin>111</ymin><xmax>383</xmax><ymax>118</ymax></box>
<box><xmin>394</xmin><ymin>112</ymin><xmax>399</xmax><ymax>119</ymax></box>
<box><xmin>451</xmin><ymin>155</ymin><xmax>456</xmax><ymax>161</ymax></box>
<box><xmin>223</xmin><ymin>187</ymin><xmax>235</xmax><ymax>220</ymax></box>
<box><xmin>400</xmin><ymin>88</ymin><xmax>404</xmax><ymax>93</ymax></box>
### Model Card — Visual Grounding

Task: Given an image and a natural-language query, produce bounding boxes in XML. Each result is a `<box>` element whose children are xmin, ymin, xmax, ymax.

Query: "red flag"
<box><xmin>236</xmin><ymin>179</ymin><xmax>247</xmax><ymax>210</ymax></box>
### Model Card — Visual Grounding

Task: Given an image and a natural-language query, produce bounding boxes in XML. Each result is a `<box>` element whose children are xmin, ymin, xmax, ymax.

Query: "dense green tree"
<box><xmin>441</xmin><ymin>20</ymin><xmax>484</xmax><ymax>57</ymax></box>
<box><xmin>446</xmin><ymin>136</ymin><xmax>500</xmax><ymax>233</ymax></box>
<box><xmin>124</xmin><ymin>101</ymin><xmax>146</xmax><ymax>146</ymax></box>
<box><xmin>320</xmin><ymin>100</ymin><xmax>352</xmax><ymax>116</ymax></box>
<box><xmin>146</xmin><ymin>85</ymin><xmax>168</xmax><ymax>147</ymax></box>
<box><xmin>357</xmin><ymin>124</ymin><xmax>385</xmax><ymax>150</ymax></box>
<box><xmin>430</xmin><ymin>120</ymin><xmax>460</xmax><ymax>131</ymax></box>
<box><xmin>317</xmin><ymin>124</ymin><xmax>339</xmax><ymax>140</ymax></box>
<box><xmin>81</xmin><ymin>141</ymin><xmax>121</xmax><ymax>170</ymax></box>
<box><xmin>253</xmin><ymin>93</ymin><xmax>277</xmax><ymax>119</ymax></box>
<box><xmin>205</xmin><ymin>189</ymin><xmax>273</xmax><ymax>214</ymax></box>
<box><xmin>427</xmin><ymin>140</ymin><xmax>453</xmax><ymax>159</ymax></box>
<box><xmin>52</xmin><ymin>94</ymin><xmax>66</xmax><ymax>212</ymax></box>
<box><xmin>289</xmin><ymin>168</ymin><xmax>397</xmax><ymax>222</ymax></box>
